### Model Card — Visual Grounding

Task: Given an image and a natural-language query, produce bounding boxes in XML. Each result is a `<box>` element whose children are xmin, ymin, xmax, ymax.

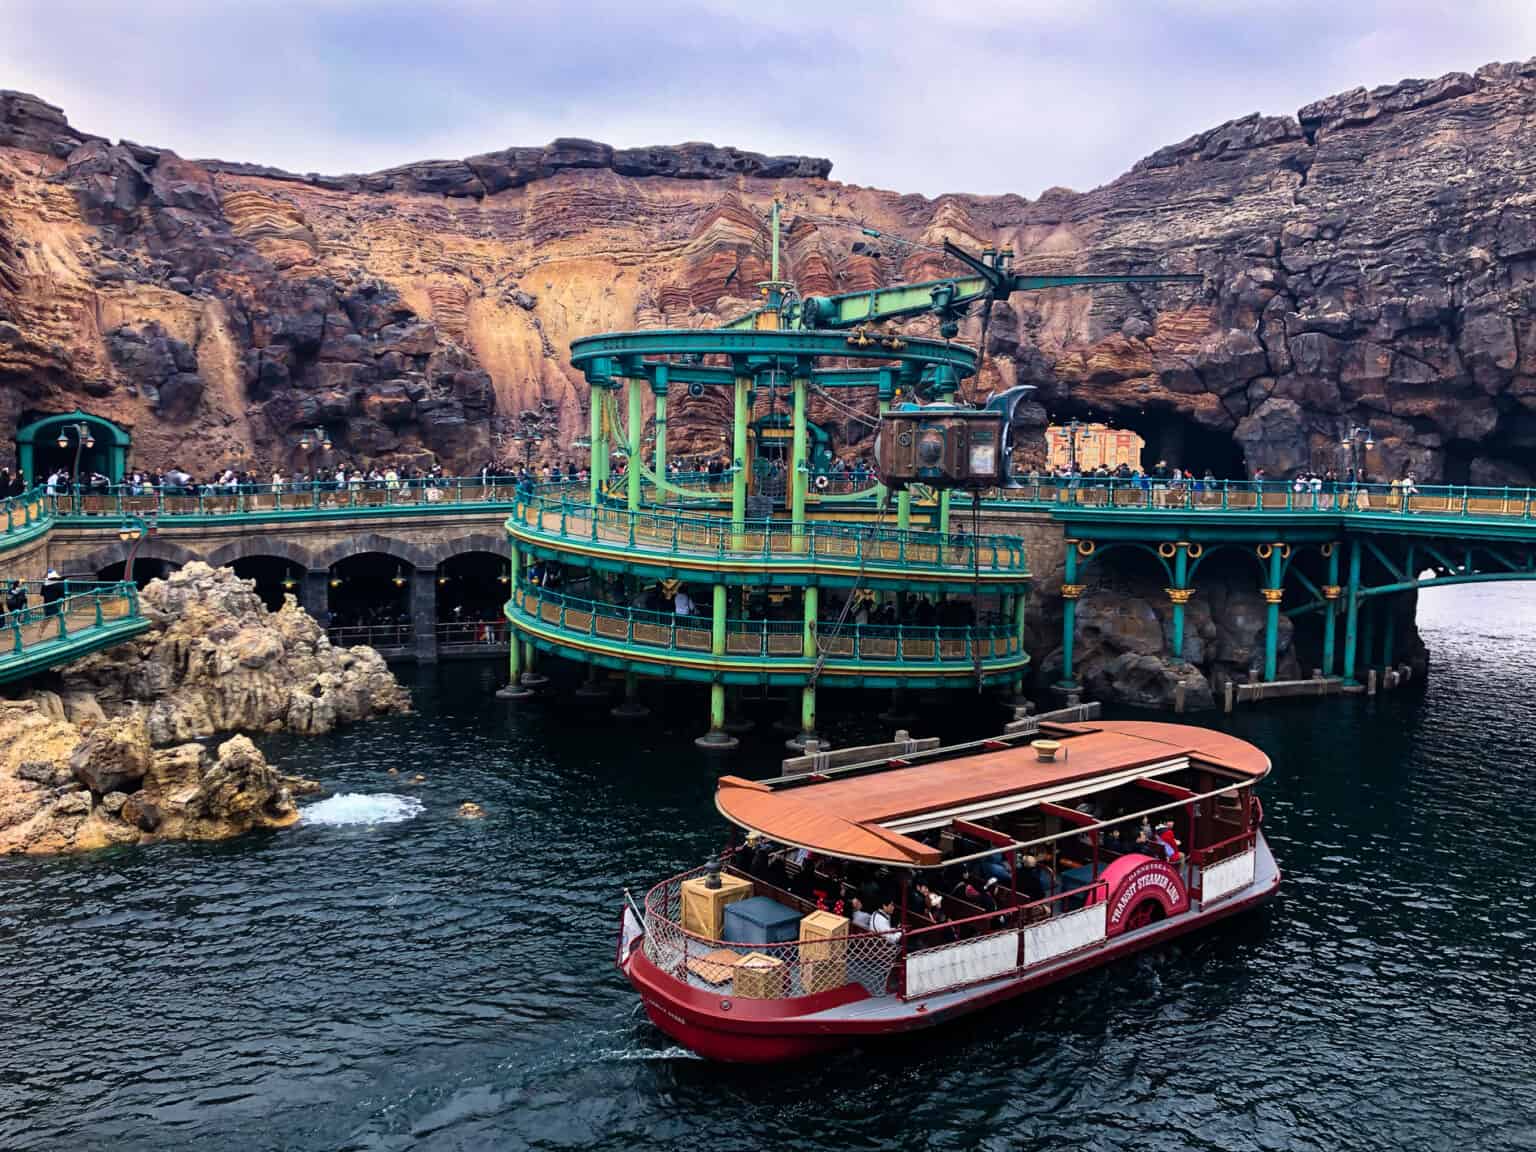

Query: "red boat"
<box><xmin>618</xmin><ymin>719</ymin><xmax>1279</xmax><ymax>1062</ymax></box>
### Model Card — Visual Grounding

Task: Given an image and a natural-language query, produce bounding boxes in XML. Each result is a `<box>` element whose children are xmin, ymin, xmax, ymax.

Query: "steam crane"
<box><xmin>729</xmin><ymin>202</ymin><xmax>1203</xmax><ymax>491</ymax></box>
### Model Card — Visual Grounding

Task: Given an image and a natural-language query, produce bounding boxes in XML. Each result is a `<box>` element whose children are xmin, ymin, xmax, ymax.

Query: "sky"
<box><xmin>3</xmin><ymin>0</ymin><xmax>1534</xmax><ymax>198</ymax></box>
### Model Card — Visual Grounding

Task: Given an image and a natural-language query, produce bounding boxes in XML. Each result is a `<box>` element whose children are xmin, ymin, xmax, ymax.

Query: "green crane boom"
<box><xmin>797</xmin><ymin>238</ymin><xmax>1202</xmax><ymax>335</ymax></box>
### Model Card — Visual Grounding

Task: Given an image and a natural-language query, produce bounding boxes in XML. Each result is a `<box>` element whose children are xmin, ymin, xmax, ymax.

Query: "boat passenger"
<box><xmin>1132</xmin><ymin>830</ymin><xmax>1161</xmax><ymax>858</ymax></box>
<box><xmin>1018</xmin><ymin>855</ymin><xmax>1048</xmax><ymax>902</ymax></box>
<box><xmin>870</xmin><ymin>897</ymin><xmax>899</xmax><ymax>944</ymax></box>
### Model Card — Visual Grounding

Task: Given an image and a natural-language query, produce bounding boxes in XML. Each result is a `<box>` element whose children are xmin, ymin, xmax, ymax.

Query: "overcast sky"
<box><xmin>4</xmin><ymin>1</ymin><xmax>1533</xmax><ymax>197</ymax></box>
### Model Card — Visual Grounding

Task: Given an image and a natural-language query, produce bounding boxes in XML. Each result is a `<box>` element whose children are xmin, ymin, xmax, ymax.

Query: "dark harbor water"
<box><xmin>4</xmin><ymin>587</ymin><xmax>1536</xmax><ymax>1151</ymax></box>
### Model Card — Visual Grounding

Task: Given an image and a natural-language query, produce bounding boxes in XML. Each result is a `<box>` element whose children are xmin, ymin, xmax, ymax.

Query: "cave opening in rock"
<box><xmin>229</xmin><ymin>556</ymin><xmax>304</xmax><ymax>611</ymax></box>
<box><xmin>327</xmin><ymin>552</ymin><xmax>410</xmax><ymax>632</ymax></box>
<box><xmin>1043</xmin><ymin>401</ymin><xmax>1246</xmax><ymax>479</ymax></box>
<box><xmin>435</xmin><ymin>551</ymin><xmax>507</xmax><ymax>627</ymax></box>
<box><xmin>94</xmin><ymin>558</ymin><xmax>180</xmax><ymax>588</ymax></box>
<box><xmin>15</xmin><ymin>410</ymin><xmax>131</xmax><ymax>487</ymax></box>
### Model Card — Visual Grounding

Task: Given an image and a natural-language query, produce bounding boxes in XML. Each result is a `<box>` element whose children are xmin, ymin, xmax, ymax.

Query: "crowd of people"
<box><xmin>726</xmin><ymin>806</ymin><xmax>1188</xmax><ymax>950</ymax></box>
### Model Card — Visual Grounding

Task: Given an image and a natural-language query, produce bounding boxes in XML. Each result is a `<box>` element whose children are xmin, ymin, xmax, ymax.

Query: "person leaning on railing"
<box><xmin>3</xmin><ymin>579</ymin><xmax>26</xmax><ymax>623</ymax></box>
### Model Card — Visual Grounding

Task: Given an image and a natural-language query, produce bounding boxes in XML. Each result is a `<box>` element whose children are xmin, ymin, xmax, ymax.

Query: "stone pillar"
<box><xmin>300</xmin><ymin>570</ymin><xmax>329</xmax><ymax>624</ymax></box>
<box><xmin>411</xmin><ymin>568</ymin><xmax>438</xmax><ymax>664</ymax></box>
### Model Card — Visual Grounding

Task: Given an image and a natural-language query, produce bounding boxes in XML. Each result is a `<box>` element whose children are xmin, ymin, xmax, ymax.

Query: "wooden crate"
<box><xmin>733</xmin><ymin>953</ymin><xmax>788</xmax><ymax>998</ymax></box>
<box><xmin>798</xmin><ymin>910</ymin><xmax>848</xmax><ymax>993</ymax></box>
<box><xmin>679</xmin><ymin>873</ymin><xmax>753</xmax><ymax>940</ymax></box>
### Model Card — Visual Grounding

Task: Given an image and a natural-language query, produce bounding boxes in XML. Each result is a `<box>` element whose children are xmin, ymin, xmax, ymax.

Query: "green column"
<box><xmin>938</xmin><ymin>490</ymin><xmax>952</xmax><ymax>538</ymax></box>
<box><xmin>1322</xmin><ymin>544</ymin><xmax>1340</xmax><ymax>677</ymax></box>
<box><xmin>1342</xmin><ymin>538</ymin><xmax>1362</xmax><ymax>685</ymax></box>
<box><xmin>589</xmin><ymin>383</ymin><xmax>605</xmax><ymax>506</ymax></box>
<box><xmin>626</xmin><ymin>377</ymin><xmax>642</xmax><ymax>513</ymax></box>
<box><xmin>800</xmin><ymin>684</ymin><xmax>816</xmax><ymax>735</ymax></box>
<box><xmin>705</xmin><ymin>583</ymin><xmax>729</xmax><ymax>743</ymax></box>
<box><xmin>1263</xmin><ymin>543</ymin><xmax>1283</xmax><ymax>682</ymax></box>
<box><xmin>1169</xmin><ymin>544</ymin><xmax>1189</xmax><ymax>661</ymax></box>
<box><xmin>790</xmin><ymin>374</ymin><xmax>808</xmax><ymax>552</ymax></box>
<box><xmin>1382</xmin><ymin>593</ymin><xmax>1397</xmax><ymax>668</ymax></box>
<box><xmin>875</xmin><ymin>396</ymin><xmax>891</xmax><ymax>509</ymax></box>
<box><xmin>653</xmin><ymin>385</ymin><xmax>668</xmax><ymax>505</ymax></box>
<box><xmin>731</xmin><ymin>374</ymin><xmax>749</xmax><ymax>542</ymax></box>
<box><xmin>802</xmin><ymin>585</ymin><xmax>818</xmax><ymax>658</ymax></box>
<box><xmin>897</xmin><ymin>489</ymin><xmax>912</xmax><ymax>532</ymax></box>
<box><xmin>507</xmin><ymin>542</ymin><xmax>522</xmax><ymax>680</ymax></box>
<box><xmin>1057</xmin><ymin>543</ymin><xmax>1080</xmax><ymax>688</ymax></box>
<box><xmin>712</xmin><ymin>583</ymin><xmax>727</xmax><ymax>656</ymax></box>
<box><xmin>1013</xmin><ymin>590</ymin><xmax>1028</xmax><ymax>695</ymax></box>
<box><xmin>1360</xmin><ymin>597</ymin><xmax>1376</xmax><ymax>675</ymax></box>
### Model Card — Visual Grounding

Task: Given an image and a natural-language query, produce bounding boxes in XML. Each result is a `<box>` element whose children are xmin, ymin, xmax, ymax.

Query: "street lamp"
<box><xmin>514</xmin><ymin>432</ymin><xmax>543</xmax><ymax>469</ymax></box>
<box><xmin>116</xmin><ymin>515</ymin><xmax>151</xmax><ymax>587</ymax></box>
<box><xmin>298</xmin><ymin>426</ymin><xmax>333</xmax><ymax>452</ymax></box>
<box><xmin>56</xmin><ymin>421</ymin><xmax>96</xmax><ymax>509</ymax></box>
<box><xmin>1341</xmin><ymin>425</ymin><xmax>1374</xmax><ymax>481</ymax></box>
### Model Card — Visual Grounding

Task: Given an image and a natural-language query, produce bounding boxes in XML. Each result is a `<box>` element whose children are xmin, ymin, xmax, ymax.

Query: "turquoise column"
<box><xmin>588</xmin><ymin>381</ymin><xmax>605</xmax><ymax>506</ymax></box>
<box><xmin>1013</xmin><ymin>590</ymin><xmax>1028</xmax><ymax>696</ymax></box>
<box><xmin>1057</xmin><ymin>542</ymin><xmax>1082</xmax><ymax>688</ymax></box>
<box><xmin>790</xmin><ymin>374</ymin><xmax>808</xmax><ymax>552</ymax></box>
<box><xmin>1262</xmin><ymin>543</ymin><xmax>1283</xmax><ymax>682</ymax></box>
<box><xmin>1382</xmin><ymin>593</ymin><xmax>1397</xmax><ymax>668</ymax></box>
<box><xmin>1342</xmin><ymin>538</ymin><xmax>1362</xmax><ymax>685</ymax></box>
<box><xmin>731</xmin><ymin>372</ymin><xmax>749</xmax><ymax>545</ymax></box>
<box><xmin>1322</xmin><ymin>544</ymin><xmax>1340</xmax><ymax>677</ymax></box>
<box><xmin>626</xmin><ymin>377</ymin><xmax>643</xmax><ymax>512</ymax></box>
<box><xmin>1360</xmin><ymin>597</ymin><xmax>1376</xmax><ymax>676</ymax></box>
<box><xmin>652</xmin><ymin>365</ymin><xmax>669</xmax><ymax>505</ymax></box>
<box><xmin>1168</xmin><ymin>544</ymin><xmax>1190</xmax><ymax>661</ymax></box>
<box><xmin>507</xmin><ymin>541</ymin><xmax>522</xmax><ymax>680</ymax></box>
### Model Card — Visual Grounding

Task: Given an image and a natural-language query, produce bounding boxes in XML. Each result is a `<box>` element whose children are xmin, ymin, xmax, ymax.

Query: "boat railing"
<box><xmin>1190</xmin><ymin>829</ymin><xmax>1260</xmax><ymax>907</ymax></box>
<box><xmin>640</xmin><ymin>866</ymin><xmax>901</xmax><ymax>999</ymax></box>
<box><xmin>899</xmin><ymin>881</ymin><xmax>1110</xmax><ymax>1000</ymax></box>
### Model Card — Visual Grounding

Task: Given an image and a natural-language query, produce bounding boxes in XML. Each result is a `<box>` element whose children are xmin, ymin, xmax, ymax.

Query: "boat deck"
<box><xmin>796</xmin><ymin>832</ymin><xmax>1279</xmax><ymax>1023</ymax></box>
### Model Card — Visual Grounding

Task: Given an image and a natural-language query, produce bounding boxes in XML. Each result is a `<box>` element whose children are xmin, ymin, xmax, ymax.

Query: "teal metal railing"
<box><xmin>31</xmin><ymin>474</ymin><xmax>1536</xmax><ymax>532</ymax></box>
<box><xmin>509</xmin><ymin>486</ymin><xmax>1031</xmax><ymax>574</ymax></box>
<box><xmin>2</xmin><ymin>580</ymin><xmax>141</xmax><ymax>657</ymax></box>
<box><xmin>511</xmin><ymin>585</ymin><xmax>1022</xmax><ymax>666</ymax></box>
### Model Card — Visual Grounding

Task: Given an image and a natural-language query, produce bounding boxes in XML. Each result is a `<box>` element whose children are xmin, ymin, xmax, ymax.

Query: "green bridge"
<box><xmin>4</xmin><ymin>477</ymin><xmax>1535</xmax><ymax>719</ymax></box>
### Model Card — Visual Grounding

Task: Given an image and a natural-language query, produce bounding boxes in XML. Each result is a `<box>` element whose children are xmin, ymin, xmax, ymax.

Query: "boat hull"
<box><xmin>623</xmin><ymin>843</ymin><xmax>1280</xmax><ymax>1063</ymax></box>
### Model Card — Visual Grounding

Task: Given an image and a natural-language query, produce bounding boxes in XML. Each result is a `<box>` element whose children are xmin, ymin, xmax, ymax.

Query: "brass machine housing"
<box><xmin>873</xmin><ymin>386</ymin><xmax>1034</xmax><ymax>492</ymax></box>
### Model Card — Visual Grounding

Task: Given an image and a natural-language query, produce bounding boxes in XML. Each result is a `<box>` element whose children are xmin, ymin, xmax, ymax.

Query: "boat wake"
<box><xmin>301</xmin><ymin>793</ymin><xmax>425</xmax><ymax>826</ymax></box>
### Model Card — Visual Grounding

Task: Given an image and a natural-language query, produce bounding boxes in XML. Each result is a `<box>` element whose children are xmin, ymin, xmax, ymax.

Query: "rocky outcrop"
<box><xmin>58</xmin><ymin>562</ymin><xmax>410</xmax><ymax>741</ymax></box>
<box><xmin>3</xmin><ymin>62</ymin><xmax>1536</xmax><ymax>481</ymax></box>
<box><xmin>0</xmin><ymin>563</ymin><xmax>408</xmax><ymax>854</ymax></box>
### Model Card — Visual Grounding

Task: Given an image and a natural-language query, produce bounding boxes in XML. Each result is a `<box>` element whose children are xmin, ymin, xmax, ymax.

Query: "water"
<box><xmin>3</xmin><ymin>587</ymin><xmax>1535</xmax><ymax>1151</ymax></box>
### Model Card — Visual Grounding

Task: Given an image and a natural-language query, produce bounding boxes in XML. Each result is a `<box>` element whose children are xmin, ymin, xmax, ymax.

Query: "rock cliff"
<box><xmin>0</xmin><ymin>563</ymin><xmax>410</xmax><ymax>854</ymax></box>
<box><xmin>5</xmin><ymin>61</ymin><xmax>1536</xmax><ymax>482</ymax></box>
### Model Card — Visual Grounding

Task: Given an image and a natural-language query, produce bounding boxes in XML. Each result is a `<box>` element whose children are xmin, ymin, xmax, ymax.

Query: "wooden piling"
<box><xmin>1223</xmin><ymin>680</ymin><xmax>1234</xmax><ymax>714</ymax></box>
<box><xmin>1174</xmin><ymin>680</ymin><xmax>1186</xmax><ymax>714</ymax></box>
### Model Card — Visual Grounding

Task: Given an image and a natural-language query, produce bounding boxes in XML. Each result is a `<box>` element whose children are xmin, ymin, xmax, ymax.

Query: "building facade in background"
<box><xmin>1045</xmin><ymin>423</ymin><xmax>1144</xmax><ymax>471</ymax></box>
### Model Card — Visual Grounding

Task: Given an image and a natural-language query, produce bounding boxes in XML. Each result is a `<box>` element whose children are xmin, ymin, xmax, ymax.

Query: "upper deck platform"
<box><xmin>716</xmin><ymin>720</ymin><xmax>1270</xmax><ymax>866</ymax></box>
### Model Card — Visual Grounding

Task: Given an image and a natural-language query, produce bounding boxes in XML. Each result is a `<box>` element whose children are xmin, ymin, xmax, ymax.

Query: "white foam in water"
<box><xmin>301</xmin><ymin>793</ymin><xmax>425</xmax><ymax>827</ymax></box>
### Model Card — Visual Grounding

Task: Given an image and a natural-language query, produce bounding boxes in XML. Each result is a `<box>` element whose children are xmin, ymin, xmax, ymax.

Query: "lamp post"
<box><xmin>514</xmin><ymin>433</ymin><xmax>543</xmax><ymax>470</ymax></box>
<box><xmin>295</xmin><ymin>426</ymin><xmax>333</xmax><ymax>476</ymax></box>
<box><xmin>1067</xmin><ymin>417</ymin><xmax>1080</xmax><ymax>473</ymax></box>
<box><xmin>117</xmin><ymin>514</ymin><xmax>152</xmax><ymax>588</ymax></box>
<box><xmin>56</xmin><ymin>421</ymin><xmax>96</xmax><ymax>511</ymax></box>
<box><xmin>1341</xmin><ymin>425</ymin><xmax>1374</xmax><ymax>481</ymax></box>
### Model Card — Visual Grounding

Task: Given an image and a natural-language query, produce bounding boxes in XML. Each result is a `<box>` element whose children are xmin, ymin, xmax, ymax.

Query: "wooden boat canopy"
<box><xmin>716</xmin><ymin>720</ymin><xmax>1270</xmax><ymax>867</ymax></box>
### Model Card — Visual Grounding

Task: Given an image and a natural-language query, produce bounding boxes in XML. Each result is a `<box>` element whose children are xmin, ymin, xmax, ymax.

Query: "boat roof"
<box><xmin>716</xmin><ymin>720</ymin><xmax>1269</xmax><ymax>868</ymax></box>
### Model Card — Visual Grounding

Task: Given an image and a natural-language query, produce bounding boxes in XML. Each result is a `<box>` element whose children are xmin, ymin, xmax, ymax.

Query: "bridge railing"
<box><xmin>46</xmin><ymin>477</ymin><xmax>538</xmax><ymax>519</ymax></box>
<box><xmin>2</xmin><ymin>488</ymin><xmax>52</xmax><ymax>541</ymax></box>
<box><xmin>2</xmin><ymin>580</ymin><xmax>140</xmax><ymax>655</ymax></box>
<box><xmin>326</xmin><ymin>623</ymin><xmax>414</xmax><ymax>649</ymax></box>
<box><xmin>510</xmin><ymin>585</ymin><xmax>1021</xmax><ymax>665</ymax></box>
<box><xmin>510</xmin><ymin>487</ymin><xmax>1031</xmax><ymax>574</ymax></box>
<box><xmin>987</xmin><ymin>478</ymin><xmax>1536</xmax><ymax>518</ymax></box>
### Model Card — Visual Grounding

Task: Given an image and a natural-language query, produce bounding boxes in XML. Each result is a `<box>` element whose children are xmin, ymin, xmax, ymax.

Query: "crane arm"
<box><xmin>797</xmin><ymin>237</ymin><xmax>1202</xmax><ymax>331</ymax></box>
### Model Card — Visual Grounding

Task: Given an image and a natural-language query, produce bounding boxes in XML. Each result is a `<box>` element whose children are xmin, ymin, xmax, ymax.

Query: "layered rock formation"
<box><xmin>0</xmin><ymin>563</ymin><xmax>410</xmax><ymax>853</ymax></box>
<box><xmin>4</xmin><ymin>61</ymin><xmax>1536</xmax><ymax>482</ymax></box>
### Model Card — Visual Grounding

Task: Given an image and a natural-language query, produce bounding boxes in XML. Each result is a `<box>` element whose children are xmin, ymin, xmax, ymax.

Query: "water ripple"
<box><xmin>2</xmin><ymin>589</ymin><xmax>1535</xmax><ymax>1149</ymax></box>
